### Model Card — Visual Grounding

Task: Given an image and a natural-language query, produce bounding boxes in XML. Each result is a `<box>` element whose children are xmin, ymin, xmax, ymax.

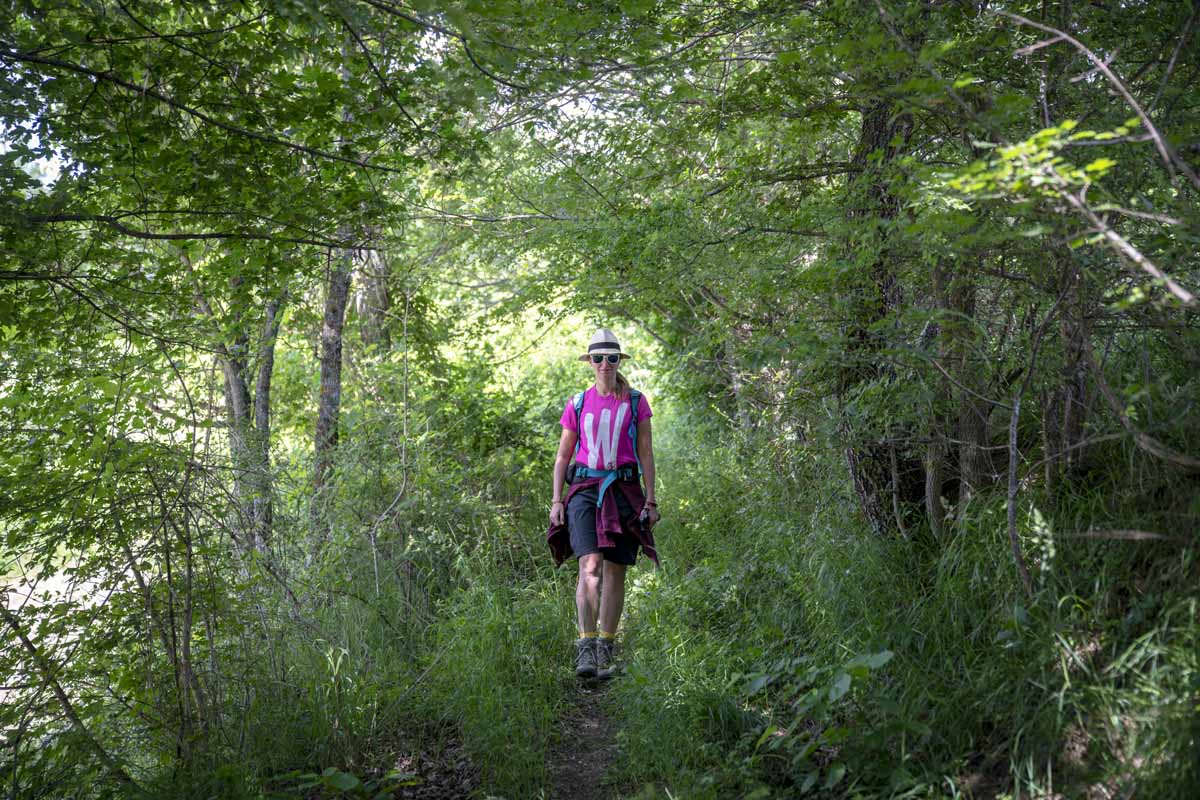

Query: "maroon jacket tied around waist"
<box><xmin>545</xmin><ymin>475</ymin><xmax>660</xmax><ymax>567</ymax></box>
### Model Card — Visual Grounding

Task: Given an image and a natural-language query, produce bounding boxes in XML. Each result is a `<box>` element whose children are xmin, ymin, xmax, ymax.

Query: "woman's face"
<box><xmin>590</xmin><ymin>353</ymin><xmax>620</xmax><ymax>380</ymax></box>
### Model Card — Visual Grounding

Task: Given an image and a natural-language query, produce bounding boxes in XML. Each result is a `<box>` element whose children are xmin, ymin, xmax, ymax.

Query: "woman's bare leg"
<box><xmin>598</xmin><ymin>561</ymin><xmax>626</xmax><ymax>635</ymax></box>
<box><xmin>576</xmin><ymin>554</ymin><xmax>603</xmax><ymax>633</ymax></box>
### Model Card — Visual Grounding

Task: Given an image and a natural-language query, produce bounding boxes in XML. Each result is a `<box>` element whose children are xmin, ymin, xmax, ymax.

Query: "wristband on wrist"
<box><xmin>552</xmin><ymin>500</ymin><xmax>563</xmax><ymax>506</ymax></box>
<box><xmin>645</xmin><ymin>501</ymin><xmax>657</xmax><ymax>507</ymax></box>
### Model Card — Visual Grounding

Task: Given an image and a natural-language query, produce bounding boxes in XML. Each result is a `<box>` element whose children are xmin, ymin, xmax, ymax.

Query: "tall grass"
<box><xmin>610</xmin><ymin>405</ymin><xmax>1200</xmax><ymax>798</ymax></box>
<box><xmin>416</xmin><ymin>576</ymin><xmax>574</xmax><ymax>795</ymax></box>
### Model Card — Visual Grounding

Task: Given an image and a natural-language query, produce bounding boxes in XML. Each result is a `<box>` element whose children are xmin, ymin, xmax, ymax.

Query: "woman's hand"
<box><xmin>549</xmin><ymin>500</ymin><xmax>565</xmax><ymax>527</ymax></box>
<box><xmin>641</xmin><ymin>503</ymin><xmax>660</xmax><ymax>529</ymax></box>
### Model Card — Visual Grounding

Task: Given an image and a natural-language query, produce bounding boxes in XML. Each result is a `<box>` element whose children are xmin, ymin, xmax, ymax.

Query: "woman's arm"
<box><xmin>550</xmin><ymin>427</ymin><xmax>578</xmax><ymax>526</ymax></box>
<box><xmin>636</xmin><ymin>418</ymin><xmax>660</xmax><ymax>526</ymax></box>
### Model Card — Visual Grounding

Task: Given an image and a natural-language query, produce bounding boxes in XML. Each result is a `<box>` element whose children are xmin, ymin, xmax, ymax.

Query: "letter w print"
<box><xmin>582</xmin><ymin>402</ymin><xmax>628</xmax><ymax>470</ymax></box>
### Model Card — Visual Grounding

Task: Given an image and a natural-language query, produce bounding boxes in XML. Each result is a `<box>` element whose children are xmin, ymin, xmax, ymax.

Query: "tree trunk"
<box><xmin>1043</xmin><ymin>262</ymin><xmax>1091</xmax><ymax>491</ymax></box>
<box><xmin>837</xmin><ymin>97</ymin><xmax>922</xmax><ymax>536</ymax></box>
<box><xmin>925</xmin><ymin>261</ymin><xmax>948</xmax><ymax>540</ymax></box>
<box><xmin>314</xmin><ymin>44</ymin><xmax>359</xmax><ymax>507</ymax></box>
<box><xmin>187</xmin><ymin>248</ymin><xmax>283</xmax><ymax>552</ymax></box>
<box><xmin>218</xmin><ymin>294</ymin><xmax>283</xmax><ymax>551</ymax></box>
<box><xmin>314</xmin><ymin>249</ymin><xmax>353</xmax><ymax>495</ymax></box>
<box><xmin>356</xmin><ymin>245</ymin><xmax>392</xmax><ymax>350</ymax></box>
<box><xmin>1037</xmin><ymin>5</ymin><xmax>1091</xmax><ymax>495</ymax></box>
<box><xmin>249</xmin><ymin>294</ymin><xmax>284</xmax><ymax>546</ymax></box>
<box><xmin>1059</xmin><ymin>274</ymin><xmax>1090</xmax><ymax>473</ymax></box>
<box><xmin>950</xmin><ymin>270</ymin><xmax>991</xmax><ymax>506</ymax></box>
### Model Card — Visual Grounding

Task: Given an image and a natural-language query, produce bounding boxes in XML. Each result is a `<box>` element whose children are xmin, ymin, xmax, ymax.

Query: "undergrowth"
<box><xmin>417</xmin><ymin>575</ymin><xmax>574</xmax><ymax>795</ymax></box>
<box><xmin>612</xmin><ymin>404</ymin><xmax>1200</xmax><ymax>799</ymax></box>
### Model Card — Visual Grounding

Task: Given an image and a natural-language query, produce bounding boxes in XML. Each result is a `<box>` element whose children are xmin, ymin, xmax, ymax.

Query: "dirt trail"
<box><xmin>548</xmin><ymin>680</ymin><xmax>618</xmax><ymax>800</ymax></box>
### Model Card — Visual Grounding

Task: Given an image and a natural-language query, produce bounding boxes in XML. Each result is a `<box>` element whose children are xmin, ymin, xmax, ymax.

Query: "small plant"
<box><xmin>737</xmin><ymin>649</ymin><xmax>925</xmax><ymax>793</ymax></box>
<box><xmin>271</xmin><ymin>767</ymin><xmax>420</xmax><ymax>799</ymax></box>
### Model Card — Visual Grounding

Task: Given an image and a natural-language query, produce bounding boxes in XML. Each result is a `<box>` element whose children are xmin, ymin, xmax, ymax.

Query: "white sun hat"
<box><xmin>578</xmin><ymin>328</ymin><xmax>629</xmax><ymax>361</ymax></box>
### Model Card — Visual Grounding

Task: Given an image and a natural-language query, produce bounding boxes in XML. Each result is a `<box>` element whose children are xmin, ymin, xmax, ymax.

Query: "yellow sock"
<box><xmin>599</xmin><ymin>630</ymin><xmax>616</xmax><ymax>641</ymax></box>
<box><xmin>580</xmin><ymin>630</ymin><xmax>598</xmax><ymax>639</ymax></box>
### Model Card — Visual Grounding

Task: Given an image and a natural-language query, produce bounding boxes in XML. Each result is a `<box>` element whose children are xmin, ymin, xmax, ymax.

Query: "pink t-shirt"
<box><xmin>560</xmin><ymin>387</ymin><xmax>652</xmax><ymax>469</ymax></box>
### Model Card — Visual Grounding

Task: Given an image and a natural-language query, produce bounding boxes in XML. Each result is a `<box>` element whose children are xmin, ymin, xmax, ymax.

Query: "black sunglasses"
<box><xmin>590</xmin><ymin>354</ymin><xmax>621</xmax><ymax>364</ymax></box>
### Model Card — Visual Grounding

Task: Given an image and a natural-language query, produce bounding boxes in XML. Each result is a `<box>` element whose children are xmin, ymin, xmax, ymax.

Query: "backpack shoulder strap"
<box><xmin>572</xmin><ymin>391</ymin><xmax>586</xmax><ymax>457</ymax></box>
<box><xmin>628</xmin><ymin>389</ymin><xmax>642</xmax><ymax>462</ymax></box>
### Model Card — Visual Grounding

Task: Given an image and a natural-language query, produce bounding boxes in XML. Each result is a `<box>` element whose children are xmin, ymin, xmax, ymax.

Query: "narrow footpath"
<box><xmin>548</xmin><ymin>681</ymin><xmax>619</xmax><ymax>800</ymax></box>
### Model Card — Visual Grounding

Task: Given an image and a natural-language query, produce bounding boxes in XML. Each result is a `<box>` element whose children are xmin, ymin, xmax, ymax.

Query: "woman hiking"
<box><xmin>546</xmin><ymin>328</ymin><xmax>660</xmax><ymax>679</ymax></box>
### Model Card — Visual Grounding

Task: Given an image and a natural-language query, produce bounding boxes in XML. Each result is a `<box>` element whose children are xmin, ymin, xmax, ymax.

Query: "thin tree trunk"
<box><xmin>249</xmin><ymin>293</ymin><xmax>285</xmax><ymax>548</ymax></box>
<box><xmin>925</xmin><ymin>262</ymin><xmax>949</xmax><ymax>540</ymax></box>
<box><xmin>1</xmin><ymin>603</ymin><xmax>142</xmax><ymax>791</ymax></box>
<box><xmin>186</xmin><ymin>253</ymin><xmax>280</xmax><ymax>551</ymax></box>
<box><xmin>219</xmin><ymin>348</ymin><xmax>275</xmax><ymax>550</ymax></box>
<box><xmin>890</xmin><ymin>443</ymin><xmax>909</xmax><ymax>538</ymax></box>
<box><xmin>1042</xmin><ymin>262</ymin><xmax>1091</xmax><ymax>492</ymax></box>
<box><xmin>218</xmin><ymin>341</ymin><xmax>254</xmax><ymax>542</ymax></box>
<box><xmin>150</xmin><ymin>470</ymin><xmax>193</xmax><ymax>763</ymax></box>
<box><xmin>313</xmin><ymin>44</ymin><xmax>358</xmax><ymax>511</ymax></box>
<box><xmin>1007</xmin><ymin>391</ymin><xmax>1034</xmax><ymax>597</ymax></box>
<box><xmin>925</xmin><ymin>434</ymin><xmax>945</xmax><ymax>540</ymax></box>
<box><xmin>314</xmin><ymin>249</ymin><xmax>353</xmax><ymax>496</ymax></box>
<box><xmin>356</xmin><ymin>245</ymin><xmax>391</xmax><ymax>350</ymax></box>
<box><xmin>177</xmin><ymin>506</ymin><xmax>209</xmax><ymax>734</ymax></box>
<box><xmin>1059</xmin><ymin>278</ymin><xmax>1090</xmax><ymax>474</ymax></box>
<box><xmin>952</xmin><ymin>275</ymin><xmax>990</xmax><ymax>505</ymax></box>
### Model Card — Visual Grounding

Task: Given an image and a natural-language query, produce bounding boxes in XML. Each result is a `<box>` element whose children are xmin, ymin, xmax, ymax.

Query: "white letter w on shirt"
<box><xmin>582</xmin><ymin>403</ymin><xmax>628</xmax><ymax>469</ymax></box>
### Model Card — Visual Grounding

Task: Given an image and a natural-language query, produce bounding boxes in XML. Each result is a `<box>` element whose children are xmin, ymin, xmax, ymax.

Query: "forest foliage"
<box><xmin>2</xmin><ymin>1</ymin><xmax>1198</xmax><ymax>798</ymax></box>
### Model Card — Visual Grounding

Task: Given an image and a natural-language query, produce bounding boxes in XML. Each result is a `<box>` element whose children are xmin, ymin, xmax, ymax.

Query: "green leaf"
<box><xmin>844</xmin><ymin>649</ymin><xmax>893</xmax><ymax>675</ymax></box>
<box><xmin>755</xmin><ymin>724</ymin><xmax>779</xmax><ymax>751</ymax></box>
<box><xmin>821</xmin><ymin>726</ymin><xmax>851</xmax><ymax>744</ymax></box>
<box><xmin>824</xmin><ymin>762</ymin><xmax>846</xmax><ymax>789</ymax></box>
<box><xmin>744</xmin><ymin>673</ymin><xmax>771</xmax><ymax>695</ymax></box>
<box><xmin>620</xmin><ymin>0</ymin><xmax>656</xmax><ymax>17</ymax></box>
<box><xmin>827</xmin><ymin>673</ymin><xmax>851</xmax><ymax>701</ymax></box>
<box><xmin>905</xmin><ymin>719</ymin><xmax>933</xmax><ymax>736</ymax></box>
<box><xmin>323</xmin><ymin>769</ymin><xmax>361</xmax><ymax>792</ymax></box>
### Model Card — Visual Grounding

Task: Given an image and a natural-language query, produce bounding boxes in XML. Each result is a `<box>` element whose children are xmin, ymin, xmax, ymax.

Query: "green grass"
<box><xmin>607</xmin><ymin>416</ymin><xmax>1200</xmax><ymax>798</ymax></box>
<box><xmin>414</xmin><ymin>567</ymin><xmax>577</xmax><ymax>796</ymax></box>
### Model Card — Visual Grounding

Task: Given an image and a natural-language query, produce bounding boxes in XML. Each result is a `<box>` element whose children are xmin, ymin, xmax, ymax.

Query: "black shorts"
<box><xmin>567</xmin><ymin>485</ymin><xmax>639</xmax><ymax>566</ymax></box>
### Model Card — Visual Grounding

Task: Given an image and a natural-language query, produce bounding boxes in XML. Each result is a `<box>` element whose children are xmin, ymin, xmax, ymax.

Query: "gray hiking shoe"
<box><xmin>596</xmin><ymin>638</ymin><xmax>617</xmax><ymax>679</ymax></box>
<box><xmin>574</xmin><ymin>638</ymin><xmax>597</xmax><ymax>678</ymax></box>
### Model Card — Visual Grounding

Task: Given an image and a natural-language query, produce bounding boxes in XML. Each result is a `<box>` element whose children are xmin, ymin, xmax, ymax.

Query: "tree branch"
<box><xmin>337</xmin><ymin>13</ymin><xmax>431</xmax><ymax>143</ymax></box>
<box><xmin>463</xmin><ymin>42</ymin><xmax>529</xmax><ymax>91</ymax></box>
<box><xmin>1</xmin><ymin>599</ymin><xmax>143</xmax><ymax>791</ymax></box>
<box><xmin>998</xmin><ymin>11</ymin><xmax>1200</xmax><ymax>191</ymax></box>
<box><xmin>1084</xmin><ymin>341</ymin><xmax>1200</xmax><ymax>472</ymax></box>
<box><xmin>1150</xmin><ymin>4</ymin><xmax>1199</xmax><ymax>113</ymax></box>
<box><xmin>1060</xmin><ymin>189</ymin><xmax>1196</xmax><ymax>306</ymax></box>
<box><xmin>22</xmin><ymin>213</ymin><xmax>350</xmax><ymax>248</ymax></box>
<box><xmin>0</xmin><ymin>45</ymin><xmax>407</xmax><ymax>176</ymax></box>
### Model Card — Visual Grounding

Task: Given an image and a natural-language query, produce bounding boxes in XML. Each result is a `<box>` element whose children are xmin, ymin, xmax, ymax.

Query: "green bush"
<box><xmin>610</xmin><ymin>403</ymin><xmax>1200</xmax><ymax>798</ymax></box>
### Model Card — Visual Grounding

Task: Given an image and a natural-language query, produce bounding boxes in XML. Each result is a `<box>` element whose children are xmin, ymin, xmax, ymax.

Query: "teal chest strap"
<box><xmin>575</xmin><ymin>465</ymin><xmax>638</xmax><ymax>507</ymax></box>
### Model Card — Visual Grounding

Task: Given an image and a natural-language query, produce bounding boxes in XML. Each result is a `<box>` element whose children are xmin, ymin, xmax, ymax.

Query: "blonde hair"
<box><xmin>614</xmin><ymin>371</ymin><xmax>630</xmax><ymax>398</ymax></box>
